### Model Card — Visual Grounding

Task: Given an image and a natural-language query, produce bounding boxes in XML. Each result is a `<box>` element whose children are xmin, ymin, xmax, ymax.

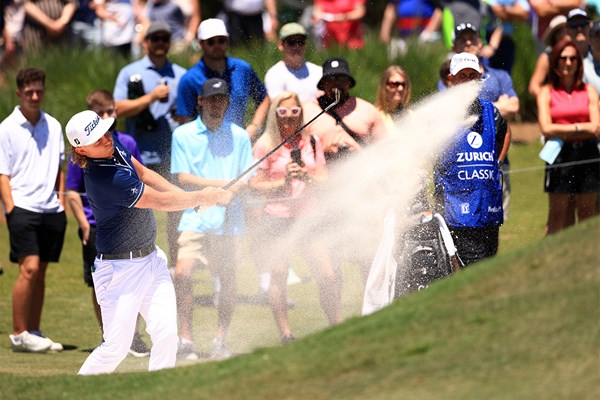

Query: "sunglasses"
<box><xmin>324</xmin><ymin>75</ymin><xmax>350</xmax><ymax>83</ymax></box>
<box><xmin>567</xmin><ymin>21</ymin><xmax>589</xmax><ymax>29</ymax></box>
<box><xmin>559</xmin><ymin>55</ymin><xmax>578</xmax><ymax>62</ymax></box>
<box><xmin>205</xmin><ymin>37</ymin><xmax>228</xmax><ymax>46</ymax></box>
<box><xmin>149</xmin><ymin>35</ymin><xmax>171</xmax><ymax>43</ymax></box>
<box><xmin>275</xmin><ymin>106</ymin><xmax>301</xmax><ymax>117</ymax></box>
<box><xmin>386</xmin><ymin>80</ymin><xmax>406</xmax><ymax>89</ymax></box>
<box><xmin>284</xmin><ymin>38</ymin><xmax>306</xmax><ymax>46</ymax></box>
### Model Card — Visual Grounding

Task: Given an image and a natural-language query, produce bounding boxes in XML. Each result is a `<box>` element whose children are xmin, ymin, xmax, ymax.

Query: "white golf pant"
<box><xmin>78</xmin><ymin>246</ymin><xmax>178</xmax><ymax>375</ymax></box>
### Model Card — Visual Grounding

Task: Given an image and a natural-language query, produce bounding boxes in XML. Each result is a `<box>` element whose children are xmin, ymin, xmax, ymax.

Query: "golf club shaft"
<box><xmin>195</xmin><ymin>89</ymin><xmax>341</xmax><ymax>212</ymax></box>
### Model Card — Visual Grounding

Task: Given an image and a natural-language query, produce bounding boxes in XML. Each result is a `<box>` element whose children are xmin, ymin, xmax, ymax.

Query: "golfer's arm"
<box><xmin>177</xmin><ymin>172</ymin><xmax>230</xmax><ymax>190</ymax></box>
<box><xmin>135</xmin><ymin>185</ymin><xmax>227</xmax><ymax>211</ymax></box>
<box><xmin>0</xmin><ymin>174</ymin><xmax>14</xmax><ymax>213</ymax></box>
<box><xmin>133</xmin><ymin>157</ymin><xmax>183</xmax><ymax>192</ymax></box>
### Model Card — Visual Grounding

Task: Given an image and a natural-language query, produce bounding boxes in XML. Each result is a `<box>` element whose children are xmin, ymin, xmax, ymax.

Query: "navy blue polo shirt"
<box><xmin>84</xmin><ymin>137</ymin><xmax>156</xmax><ymax>254</ymax></box>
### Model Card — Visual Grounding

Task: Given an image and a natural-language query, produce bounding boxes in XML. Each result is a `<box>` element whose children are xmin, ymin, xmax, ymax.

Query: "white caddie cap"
<box><xmin>197</xmin><ymin>18</ymin><xmax>229</xmax><ymax>40</ymax></box>
<box><xmin>66</xmin><ymin>110</ymin><xmax>114</xmax><ymax>147</ymax></box>
<box><xmin>449</xmin><ymin>52</ymin><xmax>481</xmax><ymax>76</ymax></box>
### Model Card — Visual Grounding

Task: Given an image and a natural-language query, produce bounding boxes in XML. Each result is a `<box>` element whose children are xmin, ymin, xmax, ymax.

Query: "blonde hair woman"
<box><xmin>375</xmin><ymin>65</ymin><xmax>412</xmax><ymax>131</ymax></box>
<box><xmin>250</xmin><ymin>92</ymin><xmax>341</xmax><ymax>344</ymax></box>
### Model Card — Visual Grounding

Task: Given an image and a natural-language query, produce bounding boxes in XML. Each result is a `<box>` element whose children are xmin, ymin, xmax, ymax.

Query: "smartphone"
<box><xmin>290</xmin><ymin>148</ymin><xmax>304</xmax><ymax>167</ymax></box>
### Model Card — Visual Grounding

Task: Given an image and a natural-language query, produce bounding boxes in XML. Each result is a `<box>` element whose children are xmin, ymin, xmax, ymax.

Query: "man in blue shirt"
<box><xmin>435</xmin><ymin>52</ymin><xmax>511</xmax><ymax>267</ymax></box>
<box><xmin>171</xmin><ymin>78</ymin><xmax>252</xmax><ymax>360</ymax></box>
<box><xmin>113</xmin><ymin>20</ymin><xmax>186</xmax><ymax>175</ymax></box>
<box><xmin>66</xmin><ymin>109</ymin><xmax>232</xmax><ymax>375</ymax></box>
<box><xmin>175</xmin><ymin>18</ymin><xmax>270</xmax><ymax>140</ymax></box>
<box><xmin>440</xmin><ymin>22</ymin><xmax>520</xmax><ymax>118</ymax></box>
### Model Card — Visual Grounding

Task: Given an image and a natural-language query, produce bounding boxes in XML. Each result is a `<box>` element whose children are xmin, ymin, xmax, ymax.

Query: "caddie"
<box><xmin>434</xmin><ymin>52</ymin><xmax>512</xmax><ymax>267</ymax></box>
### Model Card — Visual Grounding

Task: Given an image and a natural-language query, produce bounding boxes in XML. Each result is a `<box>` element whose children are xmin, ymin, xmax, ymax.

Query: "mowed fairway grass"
<box><xmin>1</xmin><ymin>138</ymin><xmax>599</xmax><ymax>399</ymax></box>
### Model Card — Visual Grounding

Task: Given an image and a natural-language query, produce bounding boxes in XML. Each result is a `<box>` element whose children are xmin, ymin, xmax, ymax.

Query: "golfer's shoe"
<box><xmin>176</xmin><ymin>338</ymin><xmax>199</xmax><ymax>360</ymax></box>
<box><xmin>9</xmin><ymin>331</ymin><xmax>52</xmax><ymax>353</ymax></box>
<box><xmin>211</xmin><ymin>337</ymin><xmax>231</xmax><ymax>360</ymax></box>
<box><xmin>128</xmin><ymin>333</ymin><xmax>150</xmax><ymax>357</ymax></box>
<box><xmin>30</xmin><ymin>330</ymin><xmax>63</xmax><ymax>352</ymax></box>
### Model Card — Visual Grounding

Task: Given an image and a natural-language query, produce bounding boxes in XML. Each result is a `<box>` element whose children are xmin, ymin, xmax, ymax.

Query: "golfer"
<box><xmin>66</xmin><ymin>110</ymin><xmax>232</xmax><ymax>375</ymax></box>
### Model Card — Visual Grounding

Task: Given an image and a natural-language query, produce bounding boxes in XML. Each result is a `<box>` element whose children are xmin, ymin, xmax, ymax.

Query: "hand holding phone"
<box><xmin>290</xmin><ymin>148</ymin><xmax>304</xmax><ymax>167</ymax></box>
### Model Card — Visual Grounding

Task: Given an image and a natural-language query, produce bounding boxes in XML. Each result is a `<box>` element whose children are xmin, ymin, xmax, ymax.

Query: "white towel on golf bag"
<box><xmin>432</xmin><ymin>213</ymin><xmax>457</xmax><ymax>257</ymax></box>
<box><xmin>362</xmin><ymin>209</ymin><xmax>397</xmax><ymax>316</ymax></box>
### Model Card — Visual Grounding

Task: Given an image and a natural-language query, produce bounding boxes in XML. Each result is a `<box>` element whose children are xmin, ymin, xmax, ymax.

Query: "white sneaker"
<box><xmin>9</xmin><ymin>331</ymin><xmax>52</xmax><ymax>353</ymax></box>
<box><xmin>30</xmin><ymin>330</ymin><xmax>63</xmax><ymax>352</ymax></box>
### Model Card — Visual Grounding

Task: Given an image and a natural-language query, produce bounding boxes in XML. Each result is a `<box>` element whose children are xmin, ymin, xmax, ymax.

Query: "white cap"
<box><xmin>66</xmin><ymin>110</ymin><xmax>114</xmax><ymax>147</ymax></box>
<box><xmin>197</xmin><ymin>18</ymin><xmax>229</xmax><ymax>40</ymax></box>
<box><xmin>450</xmin><ymin>52</ymin><xmax>481</xmax><ymax>76</ymax></box>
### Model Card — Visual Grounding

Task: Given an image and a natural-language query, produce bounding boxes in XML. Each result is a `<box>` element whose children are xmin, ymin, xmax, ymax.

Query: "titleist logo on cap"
<box><xmin>85</xmin><ymin>115</ymin><xmax>100</xmax><ymax>137</ymax></box>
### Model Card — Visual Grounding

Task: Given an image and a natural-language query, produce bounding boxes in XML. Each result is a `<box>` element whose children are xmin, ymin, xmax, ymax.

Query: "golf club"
<box><xmin>195</xmin><ymin>88</ymin><xmax>342</xmax><ymax>212</ymax></box>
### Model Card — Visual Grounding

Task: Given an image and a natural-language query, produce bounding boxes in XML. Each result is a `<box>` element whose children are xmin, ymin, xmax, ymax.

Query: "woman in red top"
<box><xmin>250</xmin><ymin>92</ymin><xmax>342</xmax><ymax>344</ymax></box>
<box><xmin>537</xmin><ymin>39</ymin><xmax>600</xmax><ymax>234</ymax></box>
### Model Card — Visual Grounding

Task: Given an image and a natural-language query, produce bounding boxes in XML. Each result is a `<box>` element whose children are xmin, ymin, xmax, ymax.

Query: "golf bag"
<box><xmin>394</xmin><ymin>213</ymin><xmax>459</xmax><ymax>298</ymax></box>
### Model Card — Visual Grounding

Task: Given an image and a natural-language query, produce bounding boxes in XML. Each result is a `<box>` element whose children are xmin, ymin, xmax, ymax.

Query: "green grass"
<box><xmin>499</xmin><ymin>140</ymin><xmax>547</xmax><ymax>253</ymax></box>
<box><xmin>0</xmin><ymin>29</ymin><xmax>583</xmax><ymax>399</ymax></box>
<box><xmin>0</xmin><ymin>212</ymin><xmax>597</xmax><ymax>399</ymax></box>
<box><xmin>0</xmin><ymin>137</ymin><xmax>591</xmax><ymax>399</ymax></box>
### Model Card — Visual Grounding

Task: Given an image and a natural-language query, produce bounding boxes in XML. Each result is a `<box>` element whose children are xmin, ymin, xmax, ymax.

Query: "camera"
<box><xmin>127</xmin><ymin>74</ymin><xmax>145</xmax><ymax>99</ymax></box>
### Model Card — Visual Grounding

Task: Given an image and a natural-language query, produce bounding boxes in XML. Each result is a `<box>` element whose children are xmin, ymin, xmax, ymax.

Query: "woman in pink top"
<box><xmin>250</xmin><ymin>92</ymin><xmax>342</xmax><ymax>344</ymax></box>
<box><xmin>537</xmin><ymin>39</ymin><xmax>600</xmax><ymax>234</ymax></box>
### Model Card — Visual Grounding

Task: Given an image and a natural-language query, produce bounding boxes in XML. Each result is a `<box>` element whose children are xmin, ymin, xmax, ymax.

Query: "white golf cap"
<box><xmin>66</xmin><ymin>110</ymin><xmax>114</xmax><ymax>147</ymax></box>
<box><xmin>197</xmin><ymin>18</ymin><xmax>229</xmax><ymax>40</ymax></box>
<box><xmin>450</xmin><ymin>52</ymin><xmax>481</xmax><ymax>76</ymax></box>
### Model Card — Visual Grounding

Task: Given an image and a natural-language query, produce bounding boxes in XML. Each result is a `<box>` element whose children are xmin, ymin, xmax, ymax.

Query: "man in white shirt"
<box><xmin>264</xmin><ymin>22</ymin><xmax>323</xmax><ymax>101</ymax></box>
<box><xmin>0</xmin><ymin>67</ymin><xmax>67</xmax><ymax>353</ymax></box>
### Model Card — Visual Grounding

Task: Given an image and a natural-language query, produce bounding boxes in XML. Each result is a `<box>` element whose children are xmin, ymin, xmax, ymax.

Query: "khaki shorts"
<box><xmin>176</xmin><ymin>232</ymin><xmax>240</xmax><ymax>271</ymax></box>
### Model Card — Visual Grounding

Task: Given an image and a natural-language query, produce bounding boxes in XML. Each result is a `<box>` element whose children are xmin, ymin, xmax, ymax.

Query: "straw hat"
<box><xmin>542</xmin><ymin>15</ymin><xmax>567</xmax><ymax>47</ymax></box>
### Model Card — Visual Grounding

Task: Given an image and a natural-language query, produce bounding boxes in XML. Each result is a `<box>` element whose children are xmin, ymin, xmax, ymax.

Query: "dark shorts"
<box><xmin>450</xmin><ymin>226</ymin><xmax>499</xmax><ymax>267</ymax></box>
<box><xmin>7</xmin><ymin>207</ymin><xmax>67</xmax><ymax>263</ymax></box>
<box><xmin>544</xmin><ymin>140</ymin><xmax>600</xmax><ymax>193</ymax></box>
<box><xmin>79</xmin><ymin>225</ymin><xmax>97</xmax><ymax>287</ymax></box>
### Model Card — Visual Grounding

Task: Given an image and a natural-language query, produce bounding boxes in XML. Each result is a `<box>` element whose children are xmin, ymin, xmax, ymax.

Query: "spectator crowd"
<box><xmin>0</xmin><ymin>0</ymin><xmax>599</xmax><ymax>375</ymax></box>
